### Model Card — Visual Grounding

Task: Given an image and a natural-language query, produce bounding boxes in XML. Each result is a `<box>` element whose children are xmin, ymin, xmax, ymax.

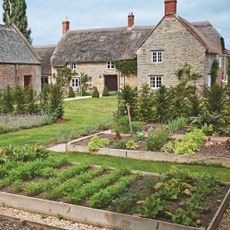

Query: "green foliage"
<box><xmin>203</xmin><ymin>84</ymin><xmax>227</xmax><ymax>114</ymax></box>
<box><xmin>137</xmin><ymin>84</ymin><xmax>154</xmax><ymax>122</ymax></box>
<box><xmin>113</xmin><ymin>59</ymin><xmax>137</xmax><ymax>77</ymax></box>
<box><xmin>174</xmin><ymin>129</ymin><xmax>206</xmax><ymax>155</ymax></box>
<box><xmin>187</xmin><ymin>85</ymin><xmax>201</xmax><ymax>117</ymax></box>
<box><xmin>125</xmin><ymin>140</ymin><xmax>139</xmax><ymax>150</ymax></box>
<box><xmin>117</xmin><ymin>85</ymin><xmax>138</xmax><ymax>119</ymax></box>
<box><xmin>3</xmin><ymin>0</ymin><xmax>32</xmax><ymax>43</ymax></box>
<box><xmin>24</xmin><ymin>87</ymin><xmax>38</xmax><ymax>114</ymax></box>
<box><xmin>147</xmin><ymin>127</ymin><xmax>170</xmax><ymax>151</ymax></box>
<box><xmin>88</xmin><ymin>136</ymin><xmax>109</xmax><ymax>152</ymax></box>
<box><xmin>113</xmin><ymin>140</ymin><xmax>127</xmax><ymax>149</ymax></box>
<box><xmin>175</xmin><ymin>63</ymin><xmax>202</xmax><ymax>82</ymax></box>
<box><xmin>56</xmin><ymin>67</ymin><xmax>72</xmax><ymax>87</ymax></box>
<box><xmin>14</xmin><ymin>85</ymin><xmax>25</xmax><ymax>114</ymax></box>
<box><xmin>67</xmin><ymin>168</ymin><xmax>129</xmax><ymax>204</ymax></box>
<box><xmin>92</xmin><ymin>87</ymin><xmax>100</xmax><ymax>98</ymax></box>
<box><xmin>153</xmin><ymin>86</ymin><xmax>171</xmax><ymax>122</ymax></box>
<box><xmin>210</xmin><ymin>60</ymin><xmax>219</xmax><ymax>86</ymax></box>
<box><xmin>80</xmin><ymin>73</ymin><xmax>92</xmax><ymax>95</ymax></box>
<box><xmin>167</xmin><ymin>117</ymin><xmax>187</xmax><ymax>133</ymax></box>
<box><xmin>68</xmin><ymin>87</ymin><xmax>75</xmax><ymax>98</ymax></box>
<box><xmin>2</xmin><ymin>85</ymin><xmax>14</xmax><ymax>114</ymax></box>
<box><xmin>49</xmin><ymin>84</ymin><xmax>64</xmax><ymax>119</ymax></box>
<box><xmin>102</xmin><ymin>86</ymin><xmax>109</xmax><ymax>97</ymax></box>
<box><xmin>88</xmin><ymin>175</ymin><xmax>136</xmax><ymax>208</ymax></box>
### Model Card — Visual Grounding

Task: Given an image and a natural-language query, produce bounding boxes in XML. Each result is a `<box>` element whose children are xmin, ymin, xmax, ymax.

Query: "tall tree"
<box><xmin>3</xmin><ymin>0</ymin><xmax>32</xmax><ymax>43</ymax></box>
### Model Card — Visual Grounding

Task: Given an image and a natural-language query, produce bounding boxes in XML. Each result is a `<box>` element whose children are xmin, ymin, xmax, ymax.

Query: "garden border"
<box><xmin>65</xmin><ymin>144</ymin><xmax>230</xmax><ymax>168</ymax></box>
<box><xmin>0</xmin><ymin>188</ymin><xmax>229</xmax><ymax>230</ymax></box>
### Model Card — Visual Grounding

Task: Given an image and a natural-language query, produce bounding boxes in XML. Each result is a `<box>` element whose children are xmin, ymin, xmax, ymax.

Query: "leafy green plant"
<box><xmin>88</xmin><ymin>136</ymin><xmax>109</xmax><ymax>152</ymax></box>
<box><xmin>68</xmin><ymin>87</ymin><xmax>75</xmax><ymax>98</ymax></box>
<box><xmin>167</xmin><ymin>117</ymin><xmax>187</xmax><ymax>133</ymax></box>
<box><xmin>125</xmin><ymin>140</ymin><xmax>139</xmax><ymax>150</ymax></box>
<box><xmin>147</xmin><ymin>127</ymin><xmax>170</xmax><ymax>151</ymax></box>
<box><xmin>88</xmin><ymin>175</ymin><xmax>136</xmax><ymax>208</ymax></box>
<box><xmin>113</xmin><ymin>140</ymin><xmax>127</xmax><ymax>149</ymax></box>
<box><xmin>174</xmin><ymin>129</ymin><xmax>206</xmax><ymax>155</ymax></box>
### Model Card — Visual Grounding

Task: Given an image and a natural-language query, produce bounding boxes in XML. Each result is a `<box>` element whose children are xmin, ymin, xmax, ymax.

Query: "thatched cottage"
<box><xmin>51</xmin><ymin>14</ymin><xmax>152</xmax><ymax>93</ymax></box>
<box><xmin>137</xmin><ymin>0</ymin><xmax>230</xmax><ymax>89</ymax></box>
<box><xmin>34</xmin><ymin>45</ymin><xmax>56</xmax><ymax>86</ymax></box>
<box><xmin>0</xmin><ymin>24</ymin><xmax>41</xmax><ymax>91</ymax></box>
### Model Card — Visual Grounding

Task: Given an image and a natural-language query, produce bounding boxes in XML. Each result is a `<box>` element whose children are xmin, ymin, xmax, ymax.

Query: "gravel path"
<box><xmin>217</xmin><ymin>205</ymin><xmax>230</xmax><ymax>230</ymax></box>
<box><xmin>0</xmin><ymin>206</ymin><xmax>110</xmax><ymax>230</ymax></box>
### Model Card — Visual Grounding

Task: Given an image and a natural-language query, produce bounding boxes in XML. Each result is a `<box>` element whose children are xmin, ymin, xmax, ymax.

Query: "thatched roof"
<box><xmin>0</xmin><ymin>24</ymin><xmax>40</xmax><ymax>64</ymax></box>
<box><xmin>34</xmin><ymin>45</ymin><xmax>56</xmax><ymax>75</ymax></box>
<box><xmin>51</xmin><ymin>26</ymin><xmax>152</xmax><ymax>66</ymax></box>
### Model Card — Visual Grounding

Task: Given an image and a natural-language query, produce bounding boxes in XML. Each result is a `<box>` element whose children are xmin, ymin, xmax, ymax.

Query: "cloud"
<box><xmin>0</xmin><ymin>0</ymin><xmax>229</xmax><ymax>48</ymax></box>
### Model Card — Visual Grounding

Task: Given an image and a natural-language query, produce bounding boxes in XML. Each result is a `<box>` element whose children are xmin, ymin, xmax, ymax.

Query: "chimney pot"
<box><xmin>128</xmin><ymin>12</ymin><xmax>135</xmax><ymax>28</ymax></box>
<box><xmin>164</xmin><ymin>0</ymin><xmax>177</xmax><ymax>17</ymax></box>
<box><xmin>62</xmin><ymin>20</ymin><xmax>70</xmax><ymax>35</ymax></box>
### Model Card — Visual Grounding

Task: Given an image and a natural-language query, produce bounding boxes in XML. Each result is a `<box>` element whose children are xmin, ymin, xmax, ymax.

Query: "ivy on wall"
<box><xmin>113</xmin><ymin>59</ymin><xmax>137</xmax><ymax>77</ymax></box>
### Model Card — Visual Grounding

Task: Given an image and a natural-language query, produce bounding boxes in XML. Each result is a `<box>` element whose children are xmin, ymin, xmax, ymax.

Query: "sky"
<box><xmin>0</xmin><ymin>0</ymin><xmax>230</xmax><ymax>48</ymax></box>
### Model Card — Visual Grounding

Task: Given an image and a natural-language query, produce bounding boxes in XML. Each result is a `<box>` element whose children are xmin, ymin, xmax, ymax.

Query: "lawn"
<box><xmin>0</xmin><ymin>97</ymin><xmax>117</xmax><ymax>147</ymax></box>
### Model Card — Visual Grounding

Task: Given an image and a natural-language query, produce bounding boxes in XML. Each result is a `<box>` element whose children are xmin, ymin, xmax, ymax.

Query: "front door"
<box><xmin>71</xmin><ymin>78</ymin><xmax>80</xmax><ymax>92</ymax></box>
<box><xmin>104</xmin><ymin>75</ymin><xmax>118</xmax><ymax>91</ymax></box>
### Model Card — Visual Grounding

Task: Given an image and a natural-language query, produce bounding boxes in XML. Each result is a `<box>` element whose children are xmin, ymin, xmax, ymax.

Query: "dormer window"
<box><xmin>69</xmin><ymin>62</ymin><xmax>76</xmax><ymax>70</ymax></box>
<box><xmin>152</xmin><ymin>51</ymin><xmax>163</xmax><ymax>63</ymax></box>
<box><xmin>107</xmin><ymin>62</ymin><xmax>115</xmax><ymax>69</ymax></box>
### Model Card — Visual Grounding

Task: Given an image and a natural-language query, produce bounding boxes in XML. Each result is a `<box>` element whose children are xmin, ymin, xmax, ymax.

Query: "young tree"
<box><xmin>3</xmin><ymin>0</ymin><xmax>32</xmax><ymax>43</ymax></box>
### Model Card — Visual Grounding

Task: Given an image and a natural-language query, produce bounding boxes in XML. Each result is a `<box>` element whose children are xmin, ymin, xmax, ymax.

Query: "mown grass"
<box><xmin>0</xmin><ymin>97</ymin><xmax>117</xmax><ymax>147</ymax></box>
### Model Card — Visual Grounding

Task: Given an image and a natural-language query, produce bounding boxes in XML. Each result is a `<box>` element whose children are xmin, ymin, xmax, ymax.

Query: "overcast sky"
<box><xmin>0</xmin><ymin>0</ymin><xmax>230</xmax><ymax>48</ymax></box>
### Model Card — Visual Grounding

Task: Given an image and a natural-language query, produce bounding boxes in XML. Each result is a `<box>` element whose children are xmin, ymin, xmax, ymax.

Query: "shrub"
<box><xmin>102</xmin><ymin>86</ymin><xmax>109</xmax><ymax>97</ymax></box>
<box><xmin>88</xmin><ymin>136</ymin><xmax>110</xmax><ymax>152</ymax></box>
<box><xmin>137</xmin><ymin>84</ymin><xmax>154</xmax><ymax>122</ymax></box>
<box><xmin>153</xmin><ymin>86</ymin><xmax>172</xmax><ymax>122</ymax></box>
<box><xmin>117</xmin><ymin>85</ymin><xmax>138</xmax><ymax>119</ymax></box>
<box><xmin>68</xmin><ymin>87</ymin><xmax>75</xmax><ymax>98</ymax></box>
<box><xmin>49</xmin><ymin>84</ymin><xmax>64</xmax><ymax>119</ymax></box>
<box><xmin>114</xmin><ymin>116</ymin><xmax>130</xmax><ymax>134</ymax></box>
<box><xmin>92</xmin><ymin>87</ymin><xmax>100</xmax><ymax>98</ymax></box>
<box><xmin>2</xmin><ymin>85</ymin><xmax>14</xmax><ymax>114</ymax></box>
<box><xmin>14</xmin><ymin>85</ymin><xmax>26</xmax><ymax>114</ymax></box>
<box><xmin>147</xmin><ymin>127</ymin><xmax>170</xmax><ymax>151</ymax></box>
<box><xmin>25</xmin><ymin>87</ymin><xmax>38</xmax><ymax>114</ymax></box>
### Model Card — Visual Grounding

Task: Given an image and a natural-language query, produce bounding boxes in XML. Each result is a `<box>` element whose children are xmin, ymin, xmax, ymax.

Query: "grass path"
<box><xmin>0</xmin><ymin>97</ymin><xmax>117</xmax><ymax>147</ymax></box>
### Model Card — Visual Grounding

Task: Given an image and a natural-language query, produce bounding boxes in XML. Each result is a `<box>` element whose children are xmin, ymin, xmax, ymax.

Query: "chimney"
<box><xmin>164</xmin><ymin>0</ymin><xmax>177</xmax><ymax>17</ymax></box>
<box><xmin>62</xmin><ymin>19</ymin><xmax>70</xmax><ymax>35</ymax></box>
<box><xmin>128</xmin><ymin>12</ymin><xmax>135</xmax><ymax>28</ymax></box>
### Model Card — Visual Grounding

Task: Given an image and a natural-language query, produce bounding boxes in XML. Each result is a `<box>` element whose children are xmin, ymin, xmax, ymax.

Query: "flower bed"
<box><xmin>0</xmin><ymin>146</ymin><xmax>229</xmax><ymax>229</ymax></box>
<box><xmin>0</xmin><ymin>114</ymin><xmax>55</xmax><ymax>134</ymax></box>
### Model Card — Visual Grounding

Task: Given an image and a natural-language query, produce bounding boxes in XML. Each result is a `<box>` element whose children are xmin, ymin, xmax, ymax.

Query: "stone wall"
<box><xmin>137</xmin><ymin>17</ymin><xmax>207</xmax><ymax>89</ymax></box>
<box><xmin>0</xmin><ymin>64</ymin><xmax>41</xmax><ymax>91</ymax></box>
<box><xmin>52</xmin><ymin>62</ymin><xmax>137</xmax><ymax>94</ymax></box>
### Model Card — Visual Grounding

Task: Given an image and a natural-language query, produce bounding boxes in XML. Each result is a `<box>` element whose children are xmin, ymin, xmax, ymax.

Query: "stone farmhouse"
<box><xmin>0</xmin><ymin>24</ymin><xmax>41</xmax><ymax>91</ymax></box>
<box><xmin>50</xmin><ymin>14</ymin><xmax>152</xmax><ymax>93</ymax></box>
<box><xmin>137</xmin><ymin>0</ymin><xmax>230</xmax><ymax>89</ymax></box>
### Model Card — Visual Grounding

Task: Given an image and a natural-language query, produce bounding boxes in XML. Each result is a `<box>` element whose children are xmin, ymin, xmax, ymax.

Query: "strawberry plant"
<box><xmin>88</xmin><ymin>136</ymin><xmax>109</xmax><ymax>152</ymax></box>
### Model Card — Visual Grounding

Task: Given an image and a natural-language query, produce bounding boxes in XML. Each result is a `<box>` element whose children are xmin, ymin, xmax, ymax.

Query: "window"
<box><xmin>69</xmin><ymin>62</ymin><xmax>76</xmax><ymax>70</ymax></box>
<box><xmin>152</xmin><ymin>51</ymin><xmax>163</xmax><ymax>63</ymax></box>
<box><xmin>150</xmin><ymin>76</ymin><xmax>162</xmax><ymax>89</ymax></box>
<box><xmin>107</xmin><ymin>62</ymin><xmax>115</xmax><ymax>69</ymax></box>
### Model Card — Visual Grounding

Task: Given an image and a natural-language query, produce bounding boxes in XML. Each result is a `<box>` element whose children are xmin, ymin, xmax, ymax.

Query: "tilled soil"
<box><xmin>217</xmin><ymin>205</ymin><xmax>230</xmax><ymax>230</ymax></box>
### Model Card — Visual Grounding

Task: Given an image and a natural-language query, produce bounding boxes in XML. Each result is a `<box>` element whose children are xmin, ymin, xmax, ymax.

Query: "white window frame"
<box><xmin>69</xmin><ymin>62</ymin><xmax>77</xmax><ymax>70</ymax></box>
<box><xmin>152</xmin><ymin>51</ymin><xmax>163</xmax><ymax>63</ymax></box>
<box><xmin>149</xmin><ymin>76</ymin><xmax>162</xmax><ymax>89</ymax></box>
<box><xmin>107</xmin><ymin>61</ymin><xmax>115</xmax><ymax>69</ymax></box>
